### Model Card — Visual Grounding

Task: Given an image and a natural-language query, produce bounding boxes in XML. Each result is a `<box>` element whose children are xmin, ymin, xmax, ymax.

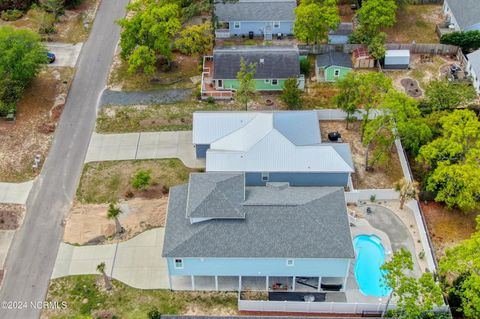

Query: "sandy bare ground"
<box><xmin>63</xmin><ymin>197</ymin><xmax>167</xmax><ymax>245</ymax></box>
<box><xmin>320</xmin><ymin>120</ymin><xmax>403</xmax><ymax>189</ymax></box>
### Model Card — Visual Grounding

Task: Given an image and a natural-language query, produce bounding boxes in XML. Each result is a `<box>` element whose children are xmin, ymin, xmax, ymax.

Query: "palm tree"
<box><xmin>395</xmin><ymin>178</ymin><xmax>419</xmax><ymax>209</ymax></box>
<box><xmin>107</xmin><ymin>203</ymin><xmax>123</xmax><ymax>235</ymax></box>
<box><xmin>96</xmin><ymin>262</ymin><xmax>112</xmax><ymax>290</ymax></box>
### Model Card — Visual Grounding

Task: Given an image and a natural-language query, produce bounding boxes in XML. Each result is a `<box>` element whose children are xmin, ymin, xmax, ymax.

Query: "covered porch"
<box><xmin>169</xmin><ymin>275</ymin><xmax>348</xmax><ymax>293</ymax></box>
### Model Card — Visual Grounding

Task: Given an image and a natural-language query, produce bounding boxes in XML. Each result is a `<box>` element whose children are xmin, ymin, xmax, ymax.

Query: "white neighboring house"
<box><xmin>443</xmin><ymin>0</ymin><xmax>480</xmax><ymax>31</ymax></box>
<box><xmin>466</xmin><ymin>49</ymin><xmax>480</xmax><ymax>93</ymax></box>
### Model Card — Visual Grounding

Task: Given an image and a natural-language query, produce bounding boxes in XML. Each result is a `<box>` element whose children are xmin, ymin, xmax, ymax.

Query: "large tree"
<box><xmin>175</xmin><ymin>22</ymin><xmax>213</xmax><ymax>56</ymax></box>
<box><xmin>356</xmin><ymin>0</ymin><xmax>397</xmax><ymax>39</ymax></box>
<box><xmin>335</xmin><ymin>72</ymin><xmax>360</xmax><ymax>129</ymax></box>
<box><xmin>441</xmin><ymin>30</ymin><xmax>480</xmax><ymax>52</ymax></box>
<box><xmin>363</xmin><ymin>90</ymin><xmax>431</xmax><ymax>169</ymax></box>
<box><xmin>417</xmin><ymin>110</ymin><xmax>480</xmax><ymax>211</ymax></box>
<box><xmin>281</xmin><ymin>78</ymin><xmax>302</xmax><ymax>110</ymax></box>
<box><xmin>423</xmin><ymin>80</ymin><xmax>477</xmax><ymax>111</ymax></box>
<box><xmin>440</xmin><ymin>216</ymin><xmax>480</xmax><ymax>319</ymax></box>
<box><xmin>294</xmin><ymin>0</ymin><xmax>340</xmax><ymax>44</ymax></box>
<box><xmin>117</xmin><ymin>0</ymin><xmax>181</xmax><ymax>74</ymax></box>
<box><xmin>381</xmin><ymin>249</ymin><xmax>444</xmax><ymax>319</ymax></box>
<box><xmin>0</xmin><ymin>26</ymin><xmax>47</xmax><ymax>112</ymax></box>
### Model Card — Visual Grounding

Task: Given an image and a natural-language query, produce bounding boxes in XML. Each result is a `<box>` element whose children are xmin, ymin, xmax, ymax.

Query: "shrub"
<box><xmin>148</xmin><ymin>309</ymin><xmax>161</xmax><ymax>319</ymax></box>
<box><xmin>0</xmin><ymin>9</ymin><xmax>24</xmax><ymax>21</ymax></box>
<box><xmin>300</xmin><ymin>58</ymin><xmax>311</xmax><ymax>77</ymax></box>
<box><xmin>28</xmin><ymin>7</ymin><xmax>56</xmax><ymax>34</ymax></box>
<box><xmin>369</xmin><ymin>194</ymin><xmax>376</xmax><ymax>202</ymax></box>
<box><xmin>206</xmin><ymin>96</ymin><xmax>215</xmax><ymax>104</ymax></box>
<box><xmin>281</xmin><ymin>77</ymin><xmax>302</xmax><ymax>110</ymax></box>
<box><xmin>441</xmin><ymin>30</ymin><xmax>480</xmax><ymax>52</ymax></box>
<box><xmin>131</xmin><ymin>170</ymin><xmax>151</xmax><ymax>190</ymax></box>
<box><xmin>0</xmin><ymin>0</ymin><xmax>33</xmax><ymax>11</ymax></box>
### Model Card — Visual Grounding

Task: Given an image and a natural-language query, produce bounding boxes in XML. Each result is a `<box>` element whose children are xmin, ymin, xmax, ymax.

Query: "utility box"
<box><xmin>384</xmin><ymin>50</ymin><xmax>410</xmax><ymax>69</ymax></box>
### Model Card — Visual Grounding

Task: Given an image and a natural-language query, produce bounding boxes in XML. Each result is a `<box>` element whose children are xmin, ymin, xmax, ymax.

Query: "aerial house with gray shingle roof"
<box><xmin>214</xmin><ymin>0</ymin><xmax>296</xmax><ymax>39</ymax></box>
<box><xmin>162</xmin><ymin>172</ymin><xmax>355</xmax><ymax>292</ymax></box>
<box><xmin>201</xmin><ymin>46</ymin><xmax>304</xmax><ymax>99</ymax></box>
<box><xmin>443</xmin><ymin>0</ymin><xmax>480</xmax><ymax>32</ymax></box>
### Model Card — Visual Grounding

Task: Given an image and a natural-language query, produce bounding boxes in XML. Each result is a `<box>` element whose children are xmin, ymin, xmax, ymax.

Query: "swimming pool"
<box><xmin>354</xmin><ymin>235</ymin><xmax>391</xmax><ymax>297</ymax></box>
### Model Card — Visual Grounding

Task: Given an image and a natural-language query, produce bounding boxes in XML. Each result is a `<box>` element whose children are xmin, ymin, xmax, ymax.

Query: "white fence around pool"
<box><xmin>238</xmin><ymin>299</ymin><xmax>395</xmax><ymax>314</ymax></box>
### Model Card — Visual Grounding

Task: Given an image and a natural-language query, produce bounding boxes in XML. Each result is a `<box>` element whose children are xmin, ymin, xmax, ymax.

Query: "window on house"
<box><xmin>286</xmin><ymin>259</ymin><xmax>294</xmax><ymax>266</ymax></box>
<box><xmin>334</xmin><ymin>69</ymin><xmax>340</xmax><ymax>77</ymax></box>
<box><xmin>234</xmin><ymin>21</ymin><xmax>240</xmax><ymax>29</ymax></box>
<box><xmin>264</xmin><ymin>79</ymin><xmax>270</xmax><ymax>83</ymax></box>
<box><xmin>273</xmin><ymin>21</ymin><xmax>280</xmax><ymax>28</ymax></box>
<box><xmin>272</xmin><ymin>79</ymin><xmax>278</xmax><ymax>85</ymax></box>
<box><xmin>261</xmin><ymin>172</ymin><xmax>269</xmax><ymax>181</ymax></box>
<box><xmin>174</xmin><ymin>258</ymin><xmax>184</xmax><ymax>269</ymax></box>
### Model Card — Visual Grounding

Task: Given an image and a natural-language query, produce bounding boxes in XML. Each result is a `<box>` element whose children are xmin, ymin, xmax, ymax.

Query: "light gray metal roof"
<box><xmin>213</xmin><ymin>46</ymin><xmax>300</xmax><ymax>79</ymax></box>
<box><xmin>192</xmin><ymin>111</ymin><xmax>320</xmax><ymax>145</ymax></box>
<box><xmin>186</xmin><ymin>173</ymin><xmax>245</xmax><ymax>219</ymax></box>
<box><xmin>467</xmin><ymin>49</ymin><xmax>480</xmax><ymax>76</ymax></box>
<box><xmin>446</xmin><ymin>0</ymin><xmax>480</xmax><ymax>30</ymax></box>
<box><xmin>163</xmin><ymin>183</ymin><xmax>355</xmax><ymax>259</ymax></box>
<box><xmin>214</xmin><ymin>0</ymin><xmax>296</xmax><ymax>22</ymax></box>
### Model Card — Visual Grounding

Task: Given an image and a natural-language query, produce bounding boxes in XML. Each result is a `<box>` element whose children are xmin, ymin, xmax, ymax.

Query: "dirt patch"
<box><xmin>338</xmin><ymin>4</ymin><xmax>354</xmax><ymax>22</ymax></box>
<box><xmin>0</xmin><ymin>204</ymin><xmax>25</xmax><ymax>230</ymax></box>
<box><xmin>422</xmin><ymin>201</ymin><xmax>479</xmax><ymax>258</ymax></box>
<box><xmin>302</xmin><ymin>82</ymin><xmax>340</xmax><ymax>109</ymax></box>
<box><xmin>64</xmin><ymin>197</ymin><xmax>168</xmax><ymax>245</ymax></box>
<box><xmin>400</xmin><ymin>78</ymin><xmax>423</xmax><ymax>97</ymax></box>
<box><xmin>0</xmin><ymin>67</ymin><xmax>74</xmax><ymax>182</ymax></box>
<box><xmin>76</xmin><ymin>159</ymin><xmax>198</xmax><ymax>204</ymax></box>
<box><xmin>387</xmin><ymin>54</ymin><xmax>457</xmax><ymax>93</ymax></box>
<box><xmin>320</xmin><ymin>120</ymin><xmax>403</xmax><ymax>189</ymax></box>
<box><xmin>108</xmin><ymin>52</ymin><xmax>201</xmax><ymax>91</ymax></box>
<box><xmin>0</xmin><ymin>0</ymin><xmax>99</xmax><ymax>43</ymax></box>
<box><xmin>383</xmin><ymin>4</ymin><xmax>443</xmax><ymax>43</ymax></box>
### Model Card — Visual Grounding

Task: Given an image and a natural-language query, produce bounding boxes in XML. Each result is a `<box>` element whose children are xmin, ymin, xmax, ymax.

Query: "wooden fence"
<box><xmin>299</xmin><ymin>43</ymin><xmax>460</xmax><ymax>56</ymax></box>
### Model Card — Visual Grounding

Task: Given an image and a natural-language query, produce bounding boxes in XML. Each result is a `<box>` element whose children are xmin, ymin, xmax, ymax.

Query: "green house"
<box><xmin>201</xmin><ymin>46</ymin><xmax>305</xmax><ymax>99</ymax></box>
<box><xmin>315</xmin><ymin>51</ymin><xmax>352</xmax><ymax>82</ymax></box>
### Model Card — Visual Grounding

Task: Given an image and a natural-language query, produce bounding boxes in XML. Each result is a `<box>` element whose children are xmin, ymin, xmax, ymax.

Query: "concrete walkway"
<box><xmin>85</xmin><ymin>131</ymin><xmax>205</xmax><ymax>168</ymax></box>
<box><xmin>52</xmin><ymin>228</ymin><xmax>169</xmax><ymax>289</ymax></box>
<box><xmin>0</xmin><ymin>180</ymin><xmax>34</xmax><ymax>204</ymax></box>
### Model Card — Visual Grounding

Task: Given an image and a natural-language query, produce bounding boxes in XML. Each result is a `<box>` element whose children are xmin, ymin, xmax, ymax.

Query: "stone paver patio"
<box><xmin>52</xmin><ymin>228</ymin><xmax>169</xmax><ymax>289</ymax></box>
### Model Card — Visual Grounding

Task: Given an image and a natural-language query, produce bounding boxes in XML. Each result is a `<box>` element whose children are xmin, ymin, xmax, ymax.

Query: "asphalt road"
<box><xmin>0</xmin><ymin>0</ymin><xmax>129</xmax><ymax>318</ymax></box>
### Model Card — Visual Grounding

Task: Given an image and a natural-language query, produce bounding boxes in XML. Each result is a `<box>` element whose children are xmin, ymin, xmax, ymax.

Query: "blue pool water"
<box><xmin>354</xmin><ymin>235</ymin><xmax>391</xmax><ymax>297</ymax></box>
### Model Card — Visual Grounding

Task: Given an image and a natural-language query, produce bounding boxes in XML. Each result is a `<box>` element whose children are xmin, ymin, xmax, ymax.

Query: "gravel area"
<box><xmin>100</xmin><ymin>89</ymin><xmax>193</xmax><ymax>106</ymax></box>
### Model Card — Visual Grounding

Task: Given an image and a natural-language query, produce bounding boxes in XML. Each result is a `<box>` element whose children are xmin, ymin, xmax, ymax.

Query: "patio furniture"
<box><xmin>271</xmin><ymin>283</ymin><xmax>288</xmax><ymax>291</ymax></box>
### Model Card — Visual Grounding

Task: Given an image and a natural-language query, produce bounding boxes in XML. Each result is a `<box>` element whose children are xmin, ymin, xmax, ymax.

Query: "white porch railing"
<box><xmin>238</xmin><ymin>299</ymin><xmax>394</xmax><ymax>314</ymax></box>
<box><xmin>215</xmin><ymin>29</ymin><xmax>230</xmax><ymax>38</ymax></box>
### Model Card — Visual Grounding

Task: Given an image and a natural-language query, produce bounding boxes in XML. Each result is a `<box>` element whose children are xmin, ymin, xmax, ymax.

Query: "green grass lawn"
<box><xmin>301</xmin><ymin>82</ymin><xmax>340</xmax><ymax>109</ymax></box>
<box><xmin>383</xmin><ymin>4</ymin><xmax>443</xmax><ymax>43</ymax></box>
<box><xmin>96</xmin><ymin>100</ymin><xmax>245</xmax><ymax>133</ymax></box>
<box><xmin>44</xmin><ymin>276</ymin><xmax>238</xmax><ymax>319</ymax></box>
<box><xmin>76</xmin><ymin>159</ymin><xmax>199</xmax><ymax>204</ymax></box>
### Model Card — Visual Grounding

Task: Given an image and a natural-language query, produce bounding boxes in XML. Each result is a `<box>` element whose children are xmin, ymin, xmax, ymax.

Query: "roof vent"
<box><xmin>259</xmin><ymin>58</ymin><xmax>264</xmax><ymax>64</ymax></box>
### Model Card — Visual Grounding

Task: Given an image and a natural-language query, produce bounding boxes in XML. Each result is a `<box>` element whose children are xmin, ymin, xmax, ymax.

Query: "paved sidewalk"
<box><xmin>85</xmin><ymin>131</ymin><xmax>205</xmax><ymax>168</ymax></box>
<box><xmin>0</xmin><ymin>180</ymin><xmax>34</xmax><ymax>204</ymax></box>
<box><xmin>52</xmin><ymin>228</ymin><xmax>169</xmax><ymax>289</ymax></box>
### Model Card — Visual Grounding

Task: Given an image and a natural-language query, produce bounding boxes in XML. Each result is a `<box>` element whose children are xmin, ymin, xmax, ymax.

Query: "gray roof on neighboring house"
<box><xmin>446</xmin><ymin>0</ymin><xmax>480</xmax><ymax>30</ymax></box>
<box><xmin>162</xmin><ymin>181</ymin><xmax>355</xmax><ymax>259</ymax></box>
<box><xmin>329</xmin><ymin>22</ymin><xmax>353</xmax><ymax>36</ymax></box>
<box><xmin>213</xmin><ymin>46</ymin><xmax>300</xmax><ymax>79</ymax></box>
<box><xmin>316</xmin><ymin>51</ymin><xmax>352</xmax><ymax>68</ymax></box>
<box><xmin>214</xmin><ymin>0</ymin><xmax>296</xmax><ymax>22</ymax></box>
<box><xmin>467</xmin><ymin>49</ymin><xmax>480</xmax><ymax>76</ymax></box>
<box><xmin>186</xmin><ymin>173</ymin><xmax>245</xmax><ymax>219</ymax></box>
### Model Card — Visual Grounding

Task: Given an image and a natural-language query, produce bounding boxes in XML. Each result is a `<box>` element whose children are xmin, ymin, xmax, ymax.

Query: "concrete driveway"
<box><xmin>46</xmin><ymin>43</ymin><xmax>83</xmax><ymax>67</ymax></box>
<box><xmin>85</xmin><ymin>131</ymin><xmax>205</xmax><ymax>168</ymax></box>
<box><xmin>0</xmin><ymin>180</ymin><xmax>34</xmax><ymax>204</ymax></box>
<box><xmin>52</xmin><ymin>228</ymin><xmax>169</xmax><ymax>289</ymax></box>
